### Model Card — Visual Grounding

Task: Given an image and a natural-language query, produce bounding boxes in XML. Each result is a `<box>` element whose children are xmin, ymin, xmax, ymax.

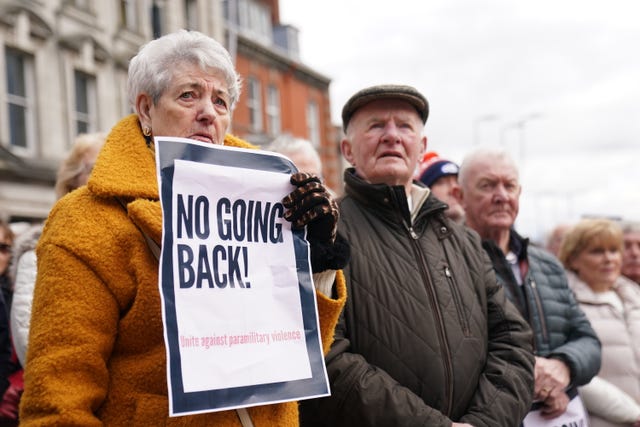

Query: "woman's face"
<box><xmin>138</xmin><ymin>64</ymin><xmax>231</xmax><ymax>145</ymax></box>
<box><xmin>0</xmin><ymin>228</ymin><xmax>12</xmax><ymax>276</ymax></box>
<box><xmin>570</xmin><ymin>237</ymin><xmax>622</xmax><ymax>292</ymax></box>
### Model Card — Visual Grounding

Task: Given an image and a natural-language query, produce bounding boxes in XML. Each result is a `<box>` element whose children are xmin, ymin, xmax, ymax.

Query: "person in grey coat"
<box><xmin>300</xmin><ymin>85</ymin><xmax>535</xmax><ymax>427</ymax></box>
<box><xmin>458</xmin><ymin>147</ymin><xmax>601</xmax><ymax>420</ymax></box>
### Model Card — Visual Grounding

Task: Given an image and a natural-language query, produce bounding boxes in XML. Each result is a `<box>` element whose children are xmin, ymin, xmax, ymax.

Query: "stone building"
<box><xmin>0</xmin><ymin>0</ymin><xmax>340</xmax><ymax>224</ymax></box>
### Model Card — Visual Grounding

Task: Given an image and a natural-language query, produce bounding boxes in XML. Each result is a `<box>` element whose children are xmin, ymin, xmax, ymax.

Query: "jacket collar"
<box><xmin>88</xmin><ymin>114</ymin><xmax>255</xmax><ymax>244</ymax></box>
<box><xmin>342</xmin><ymin>168</ymin><xmax>446</xmax><ymax>224</ymax></box>
<box><xmin>89</xmin><ymin>114</ymin><xmax>255</xmax><ymax>200</ymax></box>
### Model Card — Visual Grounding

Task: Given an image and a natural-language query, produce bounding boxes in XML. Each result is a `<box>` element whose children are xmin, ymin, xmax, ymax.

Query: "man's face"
<box><xmin>341</xmin><ymin>99</ymin><xmax>426</xmax><ymax>190</ymax></box>
<box><xmin>622</xmin><ymin>230</ymin><xmax>640</xmax><ymax>283</ymax></box>
<box><xmin>430</xmin><ymin>175</ymin><xmax>465</xmax><ymax>222</ymax></box>
<box><xmin>460</xmin><ymin>156</ymin><xmax>521</xmax><ymax>237</ymax></box>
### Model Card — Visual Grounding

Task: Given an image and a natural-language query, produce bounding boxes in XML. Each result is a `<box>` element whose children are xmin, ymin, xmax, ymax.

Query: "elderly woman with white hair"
<box><xmin>20</xmin><ymin>30</ymin><xmax>346</xmax><ymax>426</ymax></box>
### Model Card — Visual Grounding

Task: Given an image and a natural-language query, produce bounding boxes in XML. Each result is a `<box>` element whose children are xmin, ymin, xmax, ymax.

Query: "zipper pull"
<box><xmin>408</xmin><ymin>227</ymin><xmax>418</xmax><ymax>240</ymax></box>
<box><xmin>444</xmin><ymin>266</ymin><xmax>452</xmax><ymax>277</ymax></box>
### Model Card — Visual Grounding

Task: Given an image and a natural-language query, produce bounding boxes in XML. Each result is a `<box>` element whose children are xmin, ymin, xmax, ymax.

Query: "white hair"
<box><xmin>127</xmin><ymin>30</ymin><xmax>241</xmax><ymax>112</ymax></box>
<box><xmin>267</xmin><ymin>135</ymin><xmax>322</xmax><ymax>171</ymax></box>
<box><xmin>458</xmin><ymin>147</ymin><xmax>519</xmax><ymax>189</ymax></box>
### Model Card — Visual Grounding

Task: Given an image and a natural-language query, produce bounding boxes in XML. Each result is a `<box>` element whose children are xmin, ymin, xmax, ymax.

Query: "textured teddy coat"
<box><xmin>19</xmin><ymin>115</ymin><xmax>346</xmax><ymax>426</ymax></box>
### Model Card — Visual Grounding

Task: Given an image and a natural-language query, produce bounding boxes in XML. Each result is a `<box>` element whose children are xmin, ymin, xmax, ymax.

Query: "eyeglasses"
<box><xmin>0</xmin><ymin>243</ymin><xmax>11</xmax><ymax>254</ymax></box>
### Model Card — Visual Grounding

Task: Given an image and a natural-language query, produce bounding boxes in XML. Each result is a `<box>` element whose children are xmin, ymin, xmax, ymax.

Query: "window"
<box><xmin>119</xmin><ymin>0</ymin><xmax>138</xmax><ymax>31</ymax></box>
<box><xmin>266</xmin><ymin>85</ymin><xmax>280</xmax><ymax>135</ymax></box>
<box><xmin>185</xmin><ymin>0</ymin><xmax>198</xmax><ymax>30</ymax></box>
<box><xmin>72</xmin><ymin>0</ymin><xmax>92</xmax><ymax>11</ymax></box>
<box><xmin>306</xmin><ymin>101</ymin><xmax>320</xmax><ymax>148</ymax></box>
<box><xmin>152</xmin><ymin>1</ymin><xmax>165</xmax><ymax>39</ymax></box>
<box><xmin>5</xmin><ymin>48</ymin><xmax>36</xmax><ymax>152</ymax></box>
<box><xmin>247</xmin><ymin>78</ymin><xmax>262</xmax><ymax>132</ymax></box>
<box><xmin>74</xmin><ymin>70</ymin><xmax>97</xmax><ymax>135</ymax></box>
<box><xmin>236</xmin><ymin>0</ymin><xmax>272</xmax><ymax>43</ymax></box>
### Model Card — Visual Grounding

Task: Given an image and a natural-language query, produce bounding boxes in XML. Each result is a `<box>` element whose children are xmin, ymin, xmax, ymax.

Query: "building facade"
<box><xmin>0</xmin><ymin>0</ymin><xmax>340</xmax><ymax>225</ymax></box>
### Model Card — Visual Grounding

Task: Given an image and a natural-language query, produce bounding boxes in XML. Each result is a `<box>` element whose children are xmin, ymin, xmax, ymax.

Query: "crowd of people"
<box><xmin>1</xmin><ymin>29</ymin><xmax>638</xmax><ymax>426</ymax></box>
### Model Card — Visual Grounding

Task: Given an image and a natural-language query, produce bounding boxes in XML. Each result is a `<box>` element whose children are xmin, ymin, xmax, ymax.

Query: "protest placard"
<box><xmin>155</xmin><ymin>136</ymin><xmax>330</xmax><ymax>416</ymax></box>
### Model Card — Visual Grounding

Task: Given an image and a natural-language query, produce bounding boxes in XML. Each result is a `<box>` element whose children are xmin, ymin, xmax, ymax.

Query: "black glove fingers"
<box><xmin>283</xmin><ymin>181</ymin><xmax>325</xmax><ymax>208</ymax></box>
<box><xmin>284</xmin><ymin>172</ymin><xmax>339</xmax><ymax>244</ymax></box>
<box><xmin>290</xmin><ymin>172</ymin><xmax>321</xmax><ymax>187</ymax></box>
<box><xmin>285</xmin><ymin>190</ymin><xmax>331</xmax><ymax>223</ymax></box>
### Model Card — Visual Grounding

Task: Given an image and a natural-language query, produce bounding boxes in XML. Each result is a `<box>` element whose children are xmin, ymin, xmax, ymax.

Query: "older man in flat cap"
<box><xmin>300</xmin><ymin>85</ymin><xmax>535</xmax><ymax>427</ymax></box>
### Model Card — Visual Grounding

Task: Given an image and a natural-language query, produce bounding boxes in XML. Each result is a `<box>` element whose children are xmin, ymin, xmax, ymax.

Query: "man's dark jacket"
<box><xmin>301</xmin><ymin>170</ymin><xmax>535</xmax><ymax>427</ymax></box>
<box><xmin>482</xmin><ymin>231</ymin><xmax>601</xmax><ymax>387</ymax></box>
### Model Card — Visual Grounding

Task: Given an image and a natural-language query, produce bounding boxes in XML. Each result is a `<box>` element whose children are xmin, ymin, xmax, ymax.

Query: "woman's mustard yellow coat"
<box><xmin>20</xmin><ymin>115</ymin><xmax>346</xmax><ymax>426</ymax></box>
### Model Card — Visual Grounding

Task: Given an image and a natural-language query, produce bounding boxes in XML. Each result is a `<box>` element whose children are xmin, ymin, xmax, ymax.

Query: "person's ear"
<box><xmin>451</xmin><ymin>184</ymin><xmax>462</xmax><ymax>203</ymax></box>
<box><xmin>341</xmin><ymin>138</ymin><xmax>355</xmax><ymax>166</ymax></box>
<box><xmin>136</xmin><ymin>93</ymin><xmax>153</xmax><ymax>131</ymax></box>
<box><xmin>421</xmin><ymin>135</ymin><xmax>427</xmax><ymax>153</ymax></box>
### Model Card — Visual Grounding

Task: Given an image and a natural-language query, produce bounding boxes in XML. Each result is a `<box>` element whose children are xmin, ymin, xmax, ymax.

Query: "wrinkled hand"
<box><xmin>534</xmin><ymin>356</ymin><xmax>571</xmax><ymax>401</ymax></box>
<box><xmin>283</xmin><ymin>173</ymin><xmax>338</xmax><ymax>244</ymax></box>
<box><xmin>540</xmin><ymin>389</ymin><xmax>570</xmax><ymax>419</ymax></box>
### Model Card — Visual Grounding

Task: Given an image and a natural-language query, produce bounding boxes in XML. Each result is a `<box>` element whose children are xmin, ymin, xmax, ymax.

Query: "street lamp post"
<box><xmin>472</xmin><ymin>114</ymin><xmax>500</xmax><ymax>146</ymax></box>
<box><xmin>501</xmin><ymin>113</ymin><xmax>543</xmax><ymax>162</ymax></box>
<box><xmin>515</xmin><ymin>112</ymin><xmax>543</xmax><ymax>161</ymax></box>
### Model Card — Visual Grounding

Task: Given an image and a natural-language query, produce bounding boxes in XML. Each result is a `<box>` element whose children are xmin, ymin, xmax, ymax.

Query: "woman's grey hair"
<box><xmin>268</xmin><ymin>135</ymin><xmax>320</xmax><ymax>161</ymax></box>
<box><xmin>128</xmin><ymin>30</ymin><xmax>241</xmax><ymax>112</ymax></box>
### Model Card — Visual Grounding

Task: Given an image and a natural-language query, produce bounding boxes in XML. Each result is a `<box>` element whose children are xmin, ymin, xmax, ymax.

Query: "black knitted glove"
<box><xmin>283</xmin><ymin>173</ymin><xmax>338</xmax><ymax>244</ymax></box>
<box><xmin>283</xmin><ymin>173</ymin><xmax>349</xmax><ymax>272</ymax></box>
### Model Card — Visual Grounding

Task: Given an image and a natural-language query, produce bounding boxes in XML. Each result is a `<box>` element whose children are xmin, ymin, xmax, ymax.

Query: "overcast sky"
<box><xmin>280</xmin><ymin>0</ymin><xmax>640</xmax><ymax>242</ymax></box>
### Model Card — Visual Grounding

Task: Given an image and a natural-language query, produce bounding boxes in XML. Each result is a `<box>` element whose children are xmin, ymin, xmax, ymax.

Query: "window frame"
<box><xmin>247</xmin><ymin>77</ymin><xmax>263</xmax><ymax>132</ymax></box>
<box><xmin>266</xmin><ymin>84</ymin><xmax>281</xmax><ymax>136</ymax></box>
<box><xmin>306</xmin><ymin>100</ymin><xmax>320</xmax><ymax>148</ymax></box>
<box><xmin>119</xmin><ymin>0</ymin><xmax>139</xmax><ymax>32</ymax></box>
<box><xmin>4</xmin><ymin>47</ymin><xmax>37</xmax><ymax>156</ymax></box>
<box><xmin>185</xmin><ymin>0</ymin><xmax>198</xmax><ymax>30</ymax></box>
<box><xmin>73</xmin><ymin>69</ymin><xmax>98</xmax><ymax>136</ymax></box>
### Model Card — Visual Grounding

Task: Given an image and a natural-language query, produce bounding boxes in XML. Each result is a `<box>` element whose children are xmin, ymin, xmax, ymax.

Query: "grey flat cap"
<box><xmin>341</xmin><ymin>84</ymin><xmax>429</xmax><ymax>131</ymax></box>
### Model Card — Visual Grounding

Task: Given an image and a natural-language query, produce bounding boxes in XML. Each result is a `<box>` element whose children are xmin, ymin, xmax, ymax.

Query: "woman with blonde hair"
<box><xmin>559</xmin><ymin>218</ymin><xmax>640</xmax><ymax>427</ymax></box>
<box><xmin>10</xmin><ymin>132</ymin><xmax>105</xmax><ymax>367</ymax></box>
<box><xmin>53</xmin><ymin>132</ymin><xmax>106</xmax><ymax>199</ymax></box>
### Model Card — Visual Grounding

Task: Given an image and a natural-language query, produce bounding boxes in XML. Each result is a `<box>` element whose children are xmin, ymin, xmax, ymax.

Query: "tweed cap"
<box><xmin>341</xmin><ymin>84</ymin><xmax>429</xmax><ymax>131</ymax></box>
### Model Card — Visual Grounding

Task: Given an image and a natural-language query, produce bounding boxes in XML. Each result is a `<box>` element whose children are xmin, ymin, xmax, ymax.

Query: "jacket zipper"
<box><xmin>402</xmin><ymin>219</ymin><xmax>454</xmax><ymax>417</ymax></box>
<box><xmin>529</xmin><ymin>279</ymin><xmax>549</xmax><ymax>344</ymax></box>
<box><xmin>445</xmin><ymin>266</ymin><xmax>471</xmax><ymax>336</ymax></box>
